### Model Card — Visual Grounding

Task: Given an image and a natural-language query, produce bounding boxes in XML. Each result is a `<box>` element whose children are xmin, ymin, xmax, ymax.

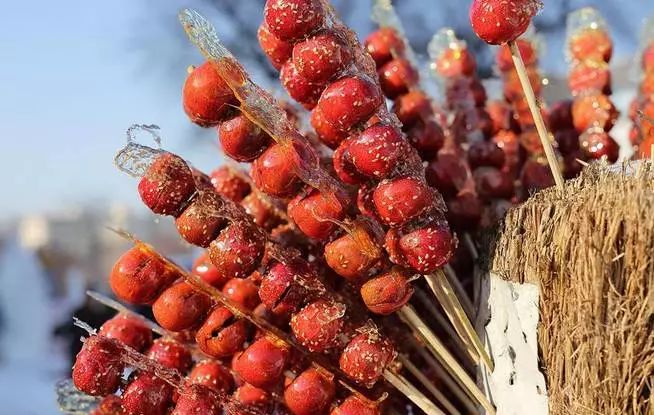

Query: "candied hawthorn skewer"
<box><xmin>470</xmin><ymin>0</ymin><xmax>564</xmax><ymax>189</ymax></box>
<box><xmin>631</xmin><ymin>16</ymin><xmax>654</xmax><ymax>158</ymax></box>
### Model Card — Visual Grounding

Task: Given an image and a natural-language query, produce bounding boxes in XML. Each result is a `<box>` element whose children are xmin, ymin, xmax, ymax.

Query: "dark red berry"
<box><xmin>405</xmin><ymin>119</ymin><xmax>445</xmax><ymax>160</ymax></box>
<box><xmin>233</xmin><ymin>337</ymin><xmax>290</xmax><ymax>389</ymax></box>
<box><xmin>385</xmin><ymin>219</ymin><xmax>454</xmax><ymax>273</ymax></box>
<box><xmin>474</xmin><ymin>167</ymin><xmax>515</xmax><ymax>199</ymax></box>
<box><xmin>72</xmin><ymin>337</ymin><xmax>124</xmax><ymax>396</ymax></box>
<box><xmin>470</xmin><ymin>0</ymin><xmax>540</xmax><ymax>45</ymax></box>
<box><xmin>147</xmin><ymin>338</ymin><xmax>193</xmax><ymax>372</ymax></box>
<box><xmin>330</xmin><ymin>396</ymin><xmax>381</xmax><ymax>415</ymax></box>
<box><xmin>257</xmin><ymin>24</ymin><xmax>293</xmax><ymax>70</ymax></box>
<box><xmin>251</xmin><ymin>142</ymin><xmax>304</xmax><ymax>198</ymax></box>
<box><xmin>259</xmin><ymin>260</ymin><xmax>315</xmax><ymax>317</ymax></box>
<box><xmin>240</xmin><ymin>192</ymin><xmax>283</xmax><ymax>231</ymax></box>
<box><xmin>264</xmin><ymin>0</ymin><xmax>324</xmax><ymax>41</ymax></box>
<box><xmin>324</xmin><ymin>229</ymin><xmax>381</xmax><ymax>281</ymax></box>
<box><xmin>392</xmin><ymin>91</ymin><xmax>432</xmax><ymax>128</ymax></box>
<box><xmin>347</xmin><ymin>124</ymin><xmax>408</xmax><ymax>179</ymax></box>
<box><xmin>284</xmin><ymin>368</ymin><xmax>336</xmax><ymax>415</ymax></box>
<box><xmin>293</xmin><ymin>31</ymin><xmax>351</xmax><ymax>82</ymax></box>
<box><xmin>364</xmin><ymin>28</ymin><xmax>404</xmax><ymax>66</ymax></box>
<box><xmin>175</xmin><ymin>192</ymin><xmax>228</xmax><ymax>247</ymax></box>
<box><xmin>208</xmin><ymin>223</ymin><xmax>265</xmax><ymax>280</ymax></box>
<box><xmin>360</xmin><ymin>269</ymin><xmax>414</xmax><ymax>315</ymax></box>
<box><xmin>121</xmin><ymin>372</ymin><xmax>173</xmax><ymax>415</ymax></box>
<box><xmin>332</xmin><ymin>141</ymin><xmax>366</xmax><ymax>185</ymax></box>
<box><xmin>196</xmin><ymin>307</ymin><xmax>250</xmax><ymax>358</ymax></box>
<box><xmin>467</xmin><ymin>140</ymin><xmax>506</xmax><ymax>169</ymax></box>
<box><xmin>219</xmin><ymin>115</ymin><xmax>272</xmax><ymax>162</ymax></box>
<box><xmin>222</xmin><ymin>278</ymin><xmax>260</xmax><ymax>310</ymax></box>
<box><xmin>233</xmin><ymin>383</ymin><xmax>272</xmax><ymax>413</ymax></box>
<box><xmin>99</xmin><ymin>313</ymin><xmax>152</xmax><ymax>352</ymax></box>
<box><xmin>189</xmin><ymin>360</ymin><xmax>234</xmax><ymax>393</ymax></box>
<box><xmin>316</xmin><ymin>77</ymin><xmax>383</xmax><ymax>132</ymax></box>
<box><xmin>109</xmin><ymin>247</ymin><xmax>180</xmax><ymax>305</ymax></box>
<box><xmin>172</xmin><ymin>384</ymin><xmax>222</xmax><ymax>415</ymax></box>
<box><xmin>339</xmin><ymin>331</ymin><xmax>395</xmax><ymax>387</ymax></box>
<box><xmin>281</xmin><ymin>60</ymin><xmax>326</xmax><ymax>109</ymax></box>
<box><xmin>290</xmin><ymin>300</ymin><xmax>345</xmax><ymax>352</ymax></box>
<box><xmin>372</xmin><ymin>176</ymin><xmax>433</xmax><ymax>226</ymax></box>
<box><xmin>192</xmin><ymin>251</ymin><xmax>230</xmax><ymax>288</ymax></box>
<box><xmin>378</xmin><ymin>58</ymin><xmax>418</xmax><ymax>99</ymax></box>
<box><xmin>183</xmin><ymin>62</ymin><xmax>237</xmax><ymax>127</ymax></box>
<box><xmin>579</xmin><ymin>129</ymin><xmax>619</xmax><ymax>162</ymax></box>
<box><xmin>288</xmin><ymin>190</ymin><xmax>345</xmax><ymax>239</ymax></box>
<box><xmin>446</xmin><ymin>192</ymin><xmax>483</xmax><ymax>231</ymax></box>
<box><xmin>138</xmin><ymin>153</ymin><xmax>196</xmax><ymax>216</ymax></box>
<box><xmin>311</xmin><ymin>106</ymin><xmax>350</xmax><ymax>149</ymax></box>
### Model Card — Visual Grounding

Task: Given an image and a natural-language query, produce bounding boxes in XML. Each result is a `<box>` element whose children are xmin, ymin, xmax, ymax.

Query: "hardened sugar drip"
<box><xmin>55</xmin><ymin>379</ymin><xmax>99</xmax><ymax>414</ymax></box>
<box><xmin>114</xmin><ymin>124</ymin><xmax>165</xmax><ymax>178</ymax></box>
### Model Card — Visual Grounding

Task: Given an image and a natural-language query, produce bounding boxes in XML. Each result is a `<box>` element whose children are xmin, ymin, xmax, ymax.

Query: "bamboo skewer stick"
<box><xmin>383</xmin><ymin>370</ymin><xmax>446</xmax><ymax>415</ymax></box>
<box><xmin>399</xmin><ymin>354</ymin><xmax>461</xmax><ymax>415</ymax></box>
<box><xmin>86</xmin><ymin>290</ymin><xmax>167</xmax><ymax>336</ymax></box>
<box><xmin>399</xmin><ymin>305</ymin><xmax>496</xmax><ymax>415</ymax></box>
<box><xmin>509</xmin><ymin>40</ymin><xmax>564</xmax><ymax>189</ymax></box>
<box><xmin>444</xmin><ymin>264</ymin><xmax>474</xmax><ymax>318</ymax></box>
<box><xmin>426</xmin><ymin>270</ymin><xmax>494</xmax><ymax>372</ymax></box>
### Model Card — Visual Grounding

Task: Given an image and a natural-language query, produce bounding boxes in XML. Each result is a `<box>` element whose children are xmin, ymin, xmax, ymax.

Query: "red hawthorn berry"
<box><xmin>372</xmin><ymin>176</ymin><xmax>433</xmax><ymax>226</ymax></box>
<box><xmin>364</xmin><ymin>28</ymin><xmax>404</xmax><ymax>66</ymax></box>
<box><xmin>554</xmin><ymin>129</ymin><xmax>580</xmax><ymax>155</ymax></box>
<box><xmin>392</xmin><ymin>91</ymin><xmax>432</xmax><ymax>128</ymax></box>
<box><xmin>434</xmin><ymin>47</ymin><xmax>477</xmax><ymax>78</ymax></box>
<box><xmin>316</xmin><ymin>76</ymin><xmax>383</xmax><ymax>132</ymax></box>
<box><xmin>347</xmin><ymin>123</ymin><xmax>408</xmax><ymax>179</ymax></box>
<box><xmin>332</xmin><ymin>141</ymin><xmax>366</xmax><ymax>185</ymax></box>
<box><xmin>642</xmin><ymin>44</ymin><xmax>654</xmax><ymax>72</ymax></box>
<box><xmin>284</xmin><ymin>368</ymin><xmax>336</xmax><ymax>415</ymax></box>
<box><xmin>192</xmin><ymin>168</ymin><xmax>215</xmax><ymax>192</ymax></box>
<box><xmin>175</xmin><ymin>192</ymin><xmax>228</xmax><ymax>248</ymax></box>
<box><xmin>378</xmin><ymin>58</ymin><xmax>418</xmax><ymax>99</ymax></box>
<box><xmin>218</xmin><ymin>115</ymin><xmax>272</xmax><ymax>162</ymax></box>
<box><xmin>548</xmin><ymin>100</ymin><xmax>574</xmax><ymax>131</ymax></box>
<box><xmin>311</xmin><ymin>106</ymin><xmax>350</xmax><ymax>149</ymax></box>
<box><xmin>293</xmin><ymin>31</ymin><xmax>351</xmax><ymax>82</ymax></box>
<box><xmin>290</xmin><ymin>300</ymin><xmax>345</xmax><ymax>352</ymax></box>
<box><xmin>339</xmin><ymin>331</ymin><xmax>395</xmax><ymax>387</ymax></box>
<box><xmin>324</xmin><ymin>229</ymin><xmax>381</xmax><ymax>281</ymax></box>
<box><xmin>496</xmin><ymin>39</ymin><xmax>536</xmax><ymax>72</ymax></box>
<box><xmin>385</xmin><ymin>219</ymin><xmax>454</xmax><ymax>273</ymax></box>
<box><xmin>233</xmin><ymin>337</ymin><xmax>290</xmax><ymax>389</ymax></box>
<box><xmin>579</xmin><ymin>129</ymin><xmax>619</xmax><ymax>162</ymax></box>
<box><xmin>259</xmin><ymin>260</ymin><xmax>315</xmax><ymax>317</ymax></box>
<box><xmin>360</xmin><ymin>269</ymin><xmax>414</xmax><ymax>315</ymax></box>
<box><xmin>196</xmin><ymin>307</ymin><xmax>250</xmax><ymax>358</ymax></box>
<box><xmin>172</xmin><ymin>384</ymin><xmax>222</xmax><ymax>415</ymax></box>
<box><xmin>251</xmin><ymin>142</ymin><xmax>305</xmax><ymax>198</ymax></box>
<box><xmin>486</xmin><ymin>100</ymin><xmax>515</xmax><ymax>134</ymax></box>
<box><xmin>72</xmin><ymin>337</ymin><xmax>124</xmax><ymax>396</ymax></box>
<box><xmin>222</xmin><ymin>278</ymin><xmax>260</xmax><ymax>310</ymax></box>
<box><xmin>568</xmin><ymin>61</ymin><xmax>611</xmax><ymax>96</ymax></box>
<box><xmin>569</xmin><ymin>29</ymin><xmax>613</xmax><ymax>62</ymax></box>
<box><xmin>445</xmin><ymin>77</ymin><xmax>487</xmax><ymax>109</ymax></box>
<box><xmin>571</xmin><ymin>94</ymin><xmax>618</xmax><ymax>133</ymax></box>
<box><xmin>330</xmin><ymin>396</ymin><xmax>381</xmax><ymax>415</ymax></box>
<box><xmin>288</xmin><ymin>190</ymin><xmax>345</xmax><ymax>239</ymax></box>
<box><xmin>189</xmin><ymin>360</ymin><xmax>234</xmax><ymax>394</ymax></box>
<box><xmin>138</xmin><ymin>152</ymin><xmax>197</xmax><ymax>216</ymax></box>
<box><xmin>109</xmin><ymin>247</ymin><xmax>180</xmax><ymax>305</ymax></box>
<box><xmin>208</xmin><ymin>222</ymin><xmax>265</xmax><ymax>280</ymax></box>
<box><xmin>183</xmin><ymin>61</ymin><xmax>237</xmax><ymax>127</ymax></box>
<box><xmin>121</xmin><ymin>372</ymin><xmax>173</xmax><ymax>415</ymax></box>
<box><xmin>240</xmin><ymin>192</ymin><xmax>283</xmax><ymax>231</ymax></box>
<box><xmin>447</xmin><ymin>192</ymin><xmax>484</xmax><ymax>231</ymax></box>
<box><xmin>91</xmin><ymin>395</ymin><xmax>123</xmax><ymax>415</ymax></box>
<box><xmin>406</xmin><ymin>119</ymin><xmax>445</xmax><ymax>161</ymax></box>
<box><xmin>209</xmin><ymin>167</ymin><xmax>250</xmax><ymax>202</ymax></box>
<box><xmin>152</xmin><ymin>281</ymin><xmax>212</xmax><ymax>332</ymax></box>
<box><xmin>502</xmin><ymin>66</ymin><xmax>542</xmax><ymax>102</ymax></box>
<box><xmin>474</xmin><ymin>166</ymin><xmax>515</xmax><ymax>199</ymax></box>
<box><xmin>99</xmin><ymin>313</ymin><xmax>152</xmax><ymax>352</ymax></box>
<box><xmin>468</xmin><ymin>140</ymin><xmax>506</xmax><ymax>168</ymax></box>
<box><xmin>192</xmin><ymin>251</ymin><xmax>230</xmax><ymax>288</ymax></box>
<box><xmin>469</xmin><ymin>0</ymin><xmax>540</xmax><ymax>45</ymax></box>
<box><xmin>257</xmin><ymin>24</ymin><xmax>293</xmax><ymax>70</ymax></box>
<box><xmin>147</xmin><ymin>338</ymin><xmax>193</xmax><ymax>372</ymax></box>
<box><xmin>425</xmin><ymin>154</ymin><xmax>469</xmax><ymax>197</ymax></box>
<box><xmin>264</xmin><ymin>0</ymin><xmax>324</xmax><ymax>41</ymax></box>
<box><xmin>520</xmin><ymin>157</ymin><xmax>555</xmax><ymax>196</ymax></box>
<box><xmin>234</xmin><ymin>383</ymin><xmax>272</xmax><ymax>412</ymax></box>
<box><xmin>280</xmin><ymin>60</ymin><xmax>326</xmax><ymax>109</ymax></box>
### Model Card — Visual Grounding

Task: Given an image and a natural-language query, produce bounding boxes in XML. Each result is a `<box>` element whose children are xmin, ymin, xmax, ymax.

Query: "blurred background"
<box><xmin>1</xmin><ymin>0</ymin><xmax>652</xmax><ymax>412</ymax></box>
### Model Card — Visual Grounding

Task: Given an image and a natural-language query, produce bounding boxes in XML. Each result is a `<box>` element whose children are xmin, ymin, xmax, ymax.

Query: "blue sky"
<box><xmin>0</xmin><ymin>1</ymin><xmax>222</xmax><ymax>220</ymax></box>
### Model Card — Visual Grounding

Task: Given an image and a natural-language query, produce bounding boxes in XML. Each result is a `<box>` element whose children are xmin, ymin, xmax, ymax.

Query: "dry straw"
<box><xmin>485</xmin><ymin>162</ymin><xmax>654</xmax><ymax>415</ymax></box>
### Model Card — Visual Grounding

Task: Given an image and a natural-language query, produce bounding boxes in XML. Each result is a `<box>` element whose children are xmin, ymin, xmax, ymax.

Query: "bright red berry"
<box><xmin>152</xmin><ymin>281</ymin><xmax>211</xmax><ymax>332</ymax></box>
<box><xmin>121</xmin><ymin>372</ymin><xmax>173</xmax><ymax>415</ymax></box>
<box><xmin>470</xmin><ymin>0</ymin><xmax>541</xmax><ymax>45</ymax></box>
<box><xmin>259</xmin><ymin>260</ymin><xmax>314</xmax><ymax>317</ymax></box>
<box><xmin>172</xmin><ymin>384</ymin><xmax>222</xmax><ymax>415</ymax></box>
<box><xmin>579</xmin><ymin>129</ymin><xmax>619</xmax><ymax>162</ymax></box>
<box><xmin>138</xmin><ymin>153</ymin><xmax>197</xmax><ymax>216</ymax></box>
<box><xmin>568</xmin><ymin>61</ymin><xmax>611</xmax><ymax>96</ymax></box>
<box><xmin>183</xmin><ymin>62</ymin><xmax>237</xmax><ymax>127</ymax></box>
<box><xmin>347</xmin><ymin>123</ymin><xmax>408</xmax><ymax>179</ymax></box>
<box><xmin>91</xmin><ymin>395</ymin><xmax>123</xmax><ymax>415</ymax></box>
<box><xmin>364</xmin><ymin>28</ymin><xmax>404</xmax><ymax>67</ymax></box>
<box><xmin>222</xmin><ymin>278</ymin><xmax>260</xmax><ymax>310</ymax></box>
<box><xmin>378</xmin><ymin>58</ymin><xmax>418</xmax><ymax>99</ymax></box>
<box><xmin>189</xmin><ymin>360</ymin><xmax>234</xmax><ymax>394</ymax></box>
<box><xmin>324</xmin><ymin>229</ymin><xmax>381</xmax><ymax>281</ymax></box>
<box><xmin>288</xmin><ymin>190</ymin><xmax>345</xmax><ymax>239</ymax></box>
<box><xmin>99</xmin><ymin>313</ymin><xmax>152</xmax><ymax>352</ymax></box>
<box><xmin>109</xmin><ymin>247</ymin><xmax>180</xmax><ymax>305</ymax></box>
<box><xmin>284</xmin><ymin>368</ymin><xmax>336</xmax><ymax>415</ymax></box>
<box><xmin>360</xmin><ymin>269</ymin><xmax>414</xmax><ymax>315</ymax></box>
<box><xmin>569</xmin><ymin>28</ymin><xmax>613</xmax><ymax>62</ymax></box>
<box><xmin>208</xmin><ymin>222</ymin><xmax>265</xmax><ymax>280</ymax></box>
<box><xmin>330</xmin><ymin>396</ymin><xmax>381</xmax><ymax>415</ymax></box>
<box><xmin>290</xmin><ymin>300</ymin><xmax>345</xmax><ymax>352</ymax></box>
<box><xmin>257</xmin><ymin>24</ymin><xmax>293</xmax><ymax>70</ymax></box>
<box><xmin>251</xmin><ymin>142</ymin><xmax>305</xmax><ymax>198</ymax></box>
<box><xmin>219</xmin><ymin>115</ymin><xmax>272</xmax><ymax>162</ymax></box>
<box><xmin>311</xmin><ymin>106</ymin><xmax>350</xmax><ymax>149</ymax></box>
<box><xmin>240</xmin><ymin>192</ymin><xmax>283</xmax><ymax>231</ymax></box>
<box><xmin>147</xmin><ymin>338</ymin><xmax>193</xmax><ymax>372</ymax></box>
<box><xmin>332</xmin><ymin>141</ymin><xmax>366</xmax><ymax>185</ymax></box>
<box><xmin>196</xmin><ymin>307</ymin><xmax>250</xmax><ymax>358</ymax></box>
<box><xmin>293</xmin><ymin>31</ymin><xmax>351</xmax><ymax>82</ymax></box>
<box><xmin>175</xmin><ymin>192</ymin><xmax>228</xmax><ymax>248</ymax></box>
<box><xmin>264</xmin><ymin>0</ymin><xmax>324</xmax><ymax>41</ymax></box>
<box><xmin>372</xmin><ymin>176</ymin><xmax>433</xmax><ymax>226</ymax></box>
<box><xmin>339</xmin><ymin>331</ymin><xmax>395</xmax><ymax>387</ymax></box>
<box><xmin>405</xmin><ymin>119</ymin><xmax>445</xmax><ymax>161</ymax></box>
<box><xmin>385</xmin><ymin>219</ymin><xmax>454</xmax><ymax>273</ymax></box>
<box><xmin>571</xmin><ymin>93</ymin><xmax>618</xmax><ymax>133</ymax></box>
<box><xmin>392</xmin><ymin>91</ymin><xmax>432</xmax><ymax>128</ymax></box>
<box><xmin>496</xmin><ymin>39</ymin><xmax>536</xmax><ymax>72</ymax></box>
<box><xmin>315</xmin><ymin>77</ymin><xmax>383</xmax><ymax>132</ymax></box>
<box><xmin>280</xmin><ymin>60</ymin><xmax>326</xmax><ymax>109</ymax></box>
<box><xmin>233</xmin><ymin>337</ymin><xmax>290</xmax><ymax>389</ymax></box>
<box><xmin>192</xmin><ymin>251</ymin><xmax>230</xmax><ymax>288</ymax></box>
<box><xmin>233</xmin><ymin>383</ymin><xmax>272</xmax><ymax>413</ymax></box>
<box><xmin>72</xmin><ymin>337</ymin><xmax>124</xmax><ymax>396</ymax></box>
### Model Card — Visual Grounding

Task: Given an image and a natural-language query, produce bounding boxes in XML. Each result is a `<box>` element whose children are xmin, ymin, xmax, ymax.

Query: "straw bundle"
<box><xmin>485</xmin><ymin>163</ymin><xmax>654</xmax><ymax>415</ymax></box>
